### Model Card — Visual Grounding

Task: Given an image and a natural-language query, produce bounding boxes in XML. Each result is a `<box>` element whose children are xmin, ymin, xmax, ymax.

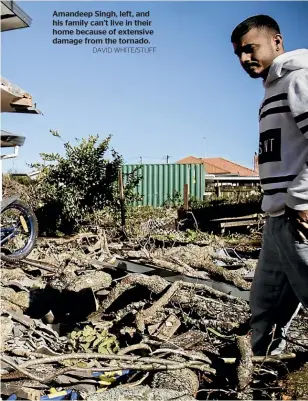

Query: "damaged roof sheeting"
<box><xmin>1</xmin><ymin>130</ymin><xmax>25</xmax><ymax>147</ymax></box>
<box><xmin>1</xmin><ymin>1</ymin><xmax>32</xmax><ymax>32</ymax></box>
<box><xmin>1</xmin><ymin>76</ymin><xmax>41</xmax><ymax>114</ymax></box>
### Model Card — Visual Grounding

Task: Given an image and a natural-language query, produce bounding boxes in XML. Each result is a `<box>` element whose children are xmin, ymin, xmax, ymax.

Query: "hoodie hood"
<box><xmin>264</xmin><ymin>48</ymin><xmax>308</xmax><ymax>86</ymax></box>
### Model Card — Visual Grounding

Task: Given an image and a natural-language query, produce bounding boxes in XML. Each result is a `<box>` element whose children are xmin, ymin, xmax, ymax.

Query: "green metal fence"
<box><xmin>122</xmin><ymin>163</ymin><xmax>205</xmax><ymax>207</ymax></box>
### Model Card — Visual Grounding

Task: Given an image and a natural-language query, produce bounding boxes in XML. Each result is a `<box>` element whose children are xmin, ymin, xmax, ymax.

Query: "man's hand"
<box><xmin>297</xmin><ymin>210</ymin><xmax>308</xmax><ymax>242</ymax></box>
<box><xmin>285</xmin><ymin>206</ymin><xmax>308</xmax><ymax>242</ymax></box>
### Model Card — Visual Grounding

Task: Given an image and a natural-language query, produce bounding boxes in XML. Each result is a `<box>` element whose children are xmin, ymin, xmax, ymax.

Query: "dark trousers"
<box><xmin>250</xmin><ymin>215</ymin><xmax>308</xmax><ymax>356</ymax></box>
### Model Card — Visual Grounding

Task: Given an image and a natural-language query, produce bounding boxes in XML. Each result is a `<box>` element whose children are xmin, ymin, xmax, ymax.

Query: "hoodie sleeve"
<box><xmin>288</xmin><ymin>72</ymin><xmax>308</xmax><ymax>139</ymax></box>
<box><xmin>285</xmin><ymin>72</ymin><xmax>308</xmax><ymax>211</ymax></box>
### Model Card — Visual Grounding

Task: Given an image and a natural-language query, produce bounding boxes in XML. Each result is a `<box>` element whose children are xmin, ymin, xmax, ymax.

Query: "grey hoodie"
<box><xmin>258</xmin><ymin>49</ymin><xmax>308</xmax><ymax>216</ymax></box>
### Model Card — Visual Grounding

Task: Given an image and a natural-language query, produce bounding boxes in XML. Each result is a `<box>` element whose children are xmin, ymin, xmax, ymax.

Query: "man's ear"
<box><xmin>274</xmin><ymin>34</ymin><xmax>283</xmax><ymax>49</ymax></box>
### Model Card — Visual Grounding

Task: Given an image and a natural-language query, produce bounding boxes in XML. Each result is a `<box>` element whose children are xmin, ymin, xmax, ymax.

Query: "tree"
<box><xmin>31</xmin><ymin>131</ymin><xmax>139</xmax><ymax>235</ymax></box>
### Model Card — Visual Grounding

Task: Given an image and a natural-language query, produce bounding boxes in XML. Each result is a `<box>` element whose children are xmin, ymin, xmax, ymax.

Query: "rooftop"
<box><xmin>1</xmin><ymin>76</ymin><xmax>41</xmax><ymax>114</ymax></box>
<box><xmin>177</xmin><ymin>156</ymin><xmax>259</xmax><ymax>177</ymax></box>
<box><xmin>1</xmin><ymin>1</ymin><xmax>32</xmax><ymax>32</ymax></box>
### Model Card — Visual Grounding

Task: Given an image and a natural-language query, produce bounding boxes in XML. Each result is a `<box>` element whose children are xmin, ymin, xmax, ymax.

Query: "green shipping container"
<box><xmin>122</xmin><ymin>163</ymin><xmax>205</xmax><ymax>207</ymax></box>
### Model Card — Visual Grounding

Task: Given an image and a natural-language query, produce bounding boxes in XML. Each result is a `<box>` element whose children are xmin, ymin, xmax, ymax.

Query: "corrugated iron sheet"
<box><xmin>122</xmin><ymin>163</ymin><xmax>205</xmax><ymax>207</ymax></box>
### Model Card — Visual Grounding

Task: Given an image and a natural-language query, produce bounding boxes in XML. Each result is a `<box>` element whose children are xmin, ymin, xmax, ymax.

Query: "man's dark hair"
<box><xmin>231</xmin><ymin>15</ymin><xmax>281</xmax><ymax>43</ymax></box>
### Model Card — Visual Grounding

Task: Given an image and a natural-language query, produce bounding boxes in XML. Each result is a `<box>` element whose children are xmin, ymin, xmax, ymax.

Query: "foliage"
<box><xmin>2</xmin><ymin>173</ymin><xmax>38</xmax><ymax>210</ymax></box>
<box><xmin>30</xmin><ymin>131</ymin><xmax>141</xmax><ymax>235</ymax></box>
<box><xmin>9</xmin><ymin>174</ymin><xmax>32</xmax><ymax>186</ymax></box>
<box><xmin>68</xmin><ymin>325</ymin><xmax>119</xmax><ymax>354</ymax></box>
<box><xmin>124</xmin><ymin>205</ymin><xmax>177</xmax><ymax>238</ymax></box>
<box><xmin>185</xmin><ymin>228</ymin><xmax>198</xmax><ymax>242</ymax></box>
<box><xmin>122</xmin><ymin>166</ymin><xmax>144</xmax><ymax>206</ymax></box>
<box><xmin>163</xmin><ymin>190</ymin><xmax>183</xmax><ymax>208</ymax></box>
<box><xmin>188</xmin><ymin>191</ymin><xmax>262</xmax><ymax>209</ymax></box>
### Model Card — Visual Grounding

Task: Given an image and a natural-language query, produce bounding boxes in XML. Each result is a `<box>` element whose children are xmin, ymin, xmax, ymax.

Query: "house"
<box><xmin>1</xmin><ymin>75</ymin><xmax>41</xmax><ymax>115</ymax></box>
<box><xmin>177</xmin><ymin>155</ymin><xmax>260</xmax><ymax>196</ymax></box>
<box><xmin>177</xmin><ymin>155</ymin><xmax>259</xmax><ymax>176</ymax></box>
<box><xmin>1</xmin><ymin>1</ymin><xmax>41</xmax><ymax>166</ymax></box>
<box><xmin>1</xmin><ymin>1</ymin><xmax>32</xmax><ymax>31</ymax></box>
<box><xmin>1</xmin><ymin>1</ymin><xmax>41</xmax><ymax>115</ymax></box>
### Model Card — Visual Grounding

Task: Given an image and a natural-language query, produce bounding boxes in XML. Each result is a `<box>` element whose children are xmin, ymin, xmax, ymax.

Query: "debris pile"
<box><xmin>1</xmin><ymin>229</ymin><xmax>307</xmax><ymax>400</ymax></box>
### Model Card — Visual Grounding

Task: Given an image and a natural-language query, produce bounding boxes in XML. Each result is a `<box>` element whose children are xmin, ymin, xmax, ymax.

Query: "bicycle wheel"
<box><xmin>1</xmin><ymin>199</ymin><xmax>38</xmax><ymax>263</ymax></box>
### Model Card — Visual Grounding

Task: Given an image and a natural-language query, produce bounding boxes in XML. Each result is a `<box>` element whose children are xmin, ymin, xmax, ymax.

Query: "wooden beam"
<box><xmin>118</xmin><ymin>168</ymin><xmax>125</xmax><ymax>228</ymax></box>
<box><xmin>183</xmin><ymin>184</ymin><xmax>189</xmax><ymax>210</ymax></box>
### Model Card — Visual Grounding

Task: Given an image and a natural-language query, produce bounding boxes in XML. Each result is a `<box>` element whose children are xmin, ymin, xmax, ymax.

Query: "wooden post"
<box><xmin>118</xmin><ymin>168</ymin><xmax>126</xmax><ymax>228</ymax></box>
<box><xmin>184</xmin><ymin>183</ymin><xmax>189</xmax><ymax>210</ymax></box>
<box><xmin>215</xmin><ymin>181</ymin><xmax>221</xmax><ymax>197</ymax></box>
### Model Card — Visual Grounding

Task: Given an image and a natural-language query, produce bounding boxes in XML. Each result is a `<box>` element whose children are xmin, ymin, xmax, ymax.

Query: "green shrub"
<box><xmin>163</xmin><ymin>190</ymin><xmax>183</xmax><ymax>208</ymax></box>
<box><xmin>30</xmin><ymin>131</ymin><xmax>140</xmax><ymax>235</ymax></box>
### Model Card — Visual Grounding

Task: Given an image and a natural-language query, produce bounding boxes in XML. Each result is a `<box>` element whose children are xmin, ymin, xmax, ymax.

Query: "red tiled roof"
<box><xmin>176</xmin><ymin>156</ymin><xmax>258</xmax><ymax>176</ymax></box>
<box><xmin>203</xmin><ymin>161</ymin><xmax>230</xmax><ymax>174</ymax></box>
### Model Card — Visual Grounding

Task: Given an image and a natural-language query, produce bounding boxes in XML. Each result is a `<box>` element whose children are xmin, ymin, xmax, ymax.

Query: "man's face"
<box><xmin>232</xmin><ymin>27</ymin><xmax>278</xmax><ymax>79</ymax></box>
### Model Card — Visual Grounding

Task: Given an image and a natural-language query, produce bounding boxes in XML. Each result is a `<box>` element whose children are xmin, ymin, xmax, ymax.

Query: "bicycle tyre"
<box><xmin>1</xmin><ymin>199</ymin><xmax>38</xmax><ymax>263</ymax></box>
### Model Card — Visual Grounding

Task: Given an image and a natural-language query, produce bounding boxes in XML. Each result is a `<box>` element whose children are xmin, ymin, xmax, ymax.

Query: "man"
<box><xmin>231</xmin><ymin>15</ymin><xmax>308</xmax><ymax>356</ymax></box>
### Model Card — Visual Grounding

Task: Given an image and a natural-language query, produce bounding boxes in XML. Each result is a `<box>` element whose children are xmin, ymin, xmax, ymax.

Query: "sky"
<box><xmin>1</xmin><ymin>1</ymin><xmax>308</xmax><ymax>173</ymax></box>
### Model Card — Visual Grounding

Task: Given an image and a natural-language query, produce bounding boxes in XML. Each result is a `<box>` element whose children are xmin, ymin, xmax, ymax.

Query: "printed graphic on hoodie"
<box><xmin>257</xmin><ymin>49</ymin><xmax>308</xmax><ymax>216</ymax></box>
<box><xmin>258</xmin><ymin>128</ymin><xmax>281</xmax><ymax>164</ymax></box>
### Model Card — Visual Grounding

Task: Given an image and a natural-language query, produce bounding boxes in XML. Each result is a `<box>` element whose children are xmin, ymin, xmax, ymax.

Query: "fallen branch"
<box><xmin>134</xmin><ymin>278</ymin><xmax>248</xmax><ymax>333</ymax></box>
<box><xmin>92</xmin><ymin>274</ymin><xmax>249</xmax><ymax>328</ymax></box>
<box><xmin>17</xmin><ymin>352</ymin><xmax>215</xmax><ymax>375</ymax></box>
<box><xmin>236</xmin><ymin>335</ymin><xmax>253</xmax><ymax>396</ymax></box>
<box><xmin>99</xmin><ymin>274</ymin><xmax>247</xmax><ymax>315</ymax></box>
<box><xmin>180</xmin><ymin>281</ymin><xmax>248</xmax><ymax>307</ymax></box>
<box><xmin>222</xmin><ymin>353</ymin><xmax>296</xmax><ymax>364</ymax></box>
<box><xmin>42</xmin><ymin>361</ymin><xmax>213</xmax><ymax>383</ymax></box>
<box><xmin>136</xmin><ymin>281</ymin><xmax>181</xmax><ymax>332</ymax></box>
<box><xmin>2</xmin><ymin>359</ymin><xmax>216</xmax><ymax>384</ymax></box>
<box><xmin>151</xmin><ymin>348</ymin><xmax>211</xmax><ymax>364</ymax></box>
<box><xmin>0</xmin><ymin>356</ymin><xmax>44</xmax><ymax>383</ymax></box>
<box><xmin>180</xmin><ymin>314</ymin><xmax>241</xmax><ymax>332</ymax></box>
<box><xmin>118</xmin><ymin>344</ymin><xmax>152</xmax><ymax>355</ymax></box>
<box><xmin>102</xmin><ymin>230</ymin><xmax>112</xmax><ymax>258</ymax></box>
<box><xmin>135</xmin><ymin>255</ymin><xmax>251</xmax><ymax>290</ymax></box>
<box><xmin>207</xmin><ymin>327</ymin><xmax>236</xmax><ymax>339</ymax></box>
<box><xmin>1</xmin><ymin>360</ymin><xmax>215</xmax><ymax>384</ymax></box>
<box><xmin>118</xmin><ymin>372</ymin><xmax>150</xmax><ymax>388</ymax></box>
<box><xmin>139</xmin><ymin>257</ymin><xmax>211</xmax><ymax>282</ymax></box>
<box><xmin>115</xmin><ymin>301</ymin><xmax>146</xmax><ymax>322</ymax></box>
<box><xmin>21</xmin><ymin>258</ymin><xmax>59</xmax><ymax>273</ymax></box>
<box><xmin>186</xmin><ymin>258</ymin><xmax>251</xmax><ymax>290</ymax></box>
<box><xmin>207</xmin><ymin>251</ymin><xmax>257</xmax><ymax>271</ymax></box>
<box><xmin>7</xmin><ymin>349</ymin><xmax>57</xmax><ymax>359</ymax></box>
<box><xmin>98</xmin><ymin>274</ymin><xmax>168</xmax><ymax>314</ymax></box>
<box><xmin>207</xmin><ymin>253</ymin><xmax>245</xmax><ymax>266</ymax></box>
